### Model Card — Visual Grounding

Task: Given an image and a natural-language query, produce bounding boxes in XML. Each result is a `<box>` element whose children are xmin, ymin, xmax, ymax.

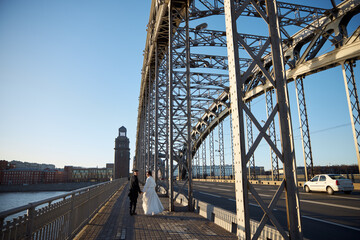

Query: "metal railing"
<box><xmin>0</xmin><ymin>178</ymin><xmax>127</xmax><ymax>240</ymax></box>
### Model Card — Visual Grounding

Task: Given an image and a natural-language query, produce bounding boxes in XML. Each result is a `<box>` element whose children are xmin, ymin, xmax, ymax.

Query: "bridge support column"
<box><xmin>196</xmin><ymin>151</ymin><xmax>200</xmax><ymax>178</ymax></box>
<box><xmin>230</xmin><ymin>113</ymin><xmax>235</xmax><ymax>177</ymax></box>
<box><xmin>168</xmin><ymin>0</ymin><xmax>174</xmax><ymax>211</ymax></box>
<box><xmin>154</xmin><ymin>43</ymin><xmax>159</xmax><ymax>185</ymax></box>
<box><xmin>167</xmin><ymin>0</ymin><xmax>193</xmax><ymax>211</ymax></box>
<box><xmin>185</xmin><ymin>1</ymin><xmax>193</xmax><ymax>210</ymax></box>
<box><xmin>267</xmin><ymin>1</ymin><xmax>302</xmax><ymax>238</ymax></box>
<box><xmin>246</xmin><ymin>102</ymin><xmax>256</xmax><ymax>180</ymax></box>
<box><xmin>224</xmin><ymin>0</ymin><xmax>302</xmax><ymax>238</ymax></box>
<box><xmin>163</xmin><ymin>53</ymin><xmax>170</xmax><ymax>195</ymax></box>
<box><xmin>209</xmin><ymin>130</ymin><xmax>215</xmax><ymax>177</ymax></box>
<box><xmin>224</xmin><ymin>0</ymin><xmax>250</xmax><ymax>237</ymax></box>
<box><xmin>142</xmin><ymin>101</ymin><xmax>147</xmax><ymax>182</ymax></box>
<box><xmin>295</xmin><ymin>77</ymin><xmax>314</xmax><ymax>181</ymax></box>
<box><xmin>342</xmin><ymin>60</ymin><xmax>360</xmax><ymax>174</ymax></box>
<box><xmin>147</xmin><ymin>68</ymin><xmax>153</xmax><ymax>174</ymax></box>
<box><xmin>266</xmin><ymin>90</ymin><xmax>280</xmax><ymax>181</ymax></box>
<box><xmin>202</xmin><ymin>139</ymin><xmax>207</xmax><ymax>178</ymax></box>
<box><xmin>219</xmin><ymin>120</ymin><xmax>225</xmax><ymax>178</ymax></box>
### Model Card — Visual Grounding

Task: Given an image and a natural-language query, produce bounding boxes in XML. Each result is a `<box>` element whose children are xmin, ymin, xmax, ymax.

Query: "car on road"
<box><xmin>303</xmin><ymin>174</ymin><xmax>354</xmax><ymax>195</ymax></box>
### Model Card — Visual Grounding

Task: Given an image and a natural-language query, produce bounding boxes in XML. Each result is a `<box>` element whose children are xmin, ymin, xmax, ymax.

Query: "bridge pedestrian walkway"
<box><xmin>74</xmin><ymin>182</ymin><xmax>236</xmax><ymax>240</ymax></box>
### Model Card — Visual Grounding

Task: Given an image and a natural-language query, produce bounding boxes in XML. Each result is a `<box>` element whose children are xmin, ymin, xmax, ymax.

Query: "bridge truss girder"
<box><xmin>190</xmin><ymin>0</ymin><xmax>327</xmax><ymax>28</ymax></box>
<box><xmin>136</xmin><ymin>0</ymin><xmax>360</xmax><ymax>238</ymax></box>
<box><xmin>224</xmin><ymin>0</ymin><xmax>302</xmax><ymax>238</ymax></box>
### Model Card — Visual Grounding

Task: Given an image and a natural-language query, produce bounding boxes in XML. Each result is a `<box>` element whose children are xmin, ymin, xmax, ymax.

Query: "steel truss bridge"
<box><xmin>134</xmin><ymin>0</ymin><xmax>360</xmax><ymax>239</ymax></box>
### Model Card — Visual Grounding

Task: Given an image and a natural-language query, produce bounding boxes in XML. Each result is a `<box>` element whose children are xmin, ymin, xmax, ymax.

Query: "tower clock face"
<box><xmin>120</xmin><ymin>132</ymin><xmax>125</xmax><ymax>136</ymax></box>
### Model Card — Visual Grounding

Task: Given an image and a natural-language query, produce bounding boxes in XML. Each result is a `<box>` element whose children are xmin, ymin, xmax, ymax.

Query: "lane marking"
<box><xmin>328</xmin><ymin>195</ymin><xmax>360</xmax><ymax>201</ymax></box>
<box><xmin>298</xmin><ymin>192</ymin><xmax>360</xmax><ymax>201</ymax></box>
<box><xmin>300</xmin><ymin>199</ymin><xmax>360</xmax><ymax>211</ymax></box>
<box><xmin>250</xmin><ymin>192</ymin><xmax>360</xmax><ymax>211</ymax></box>
<box><xmin>254</xmin><ymin>188</ymin><xmax>277</xmax><ymax>192</ymax></box>
<box><xmin>228</xmin><ymin>199</ymin><xmax>278</xmax><ymax>211</ymax></box>
<box><xmin>212</xmin><ymin>187</ymin><xmax>233</xmax><ymax>192</ymax></box>
<box><xmin>194</xmin><ymin>184</ymin><xmax>360</xmax><ymax>211</ymax></box>
<box><xmin>258</xmin><ymin>193</ymin><xmax>273</xmax><ymax>197</ymax></box>
<box><xmin>228</xmin><ymin>198</ymin><xmax>360</xmax><ymax>231</ymax></box>
<box><xmin>302</xmin><ymin>215</ymin><xmax>360</xmax><ymax>232</ymax></box>
<box><xmin>198</xmin><ymin>192</ymin><xmax>221</xmax><ymax>198</ymax></box>
<box><xmin>249</xmin><ymin>203</ymin><xmax>260</xmax><ymax>208</ymax></box>
<box><xmin>120</xmin><ymin>228</ymin><xmax>126</xmax><ymax>240</ymax></box>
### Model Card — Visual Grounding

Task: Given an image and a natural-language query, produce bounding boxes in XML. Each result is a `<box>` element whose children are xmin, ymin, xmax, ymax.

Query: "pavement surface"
<box><xmin>178</xmin><ymin>181</ymin><xmax>360</xmax><ymax>240</ymax></box>
<box><xmin>74</xmin><ymin>182</ymin><xmax>236</xmax><ymax>240</ymax></box>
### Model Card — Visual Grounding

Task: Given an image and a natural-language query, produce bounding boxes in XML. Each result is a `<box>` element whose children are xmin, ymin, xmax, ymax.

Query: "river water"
<box><xmin>0</xmin><ymin>191</ymin><xmax>69</xmax><ymax>220</ymax></box>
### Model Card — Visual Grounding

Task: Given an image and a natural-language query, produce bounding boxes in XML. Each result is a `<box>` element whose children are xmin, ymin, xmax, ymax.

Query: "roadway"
<box><xmin>175</xmin><ymin>181</ymin><xmax>360</xmax><ymax>240</ymax></box>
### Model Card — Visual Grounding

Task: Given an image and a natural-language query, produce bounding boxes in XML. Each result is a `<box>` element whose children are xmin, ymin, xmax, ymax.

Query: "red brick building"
<box><xmin>0</xmin><ymin>160</ymin><xmax>65</xmax><ymax>185</ymax></box>
<box><xmin>1</xmin><ymin>169</ymin><xmax>44</xmax><ymax>185</ymax></box>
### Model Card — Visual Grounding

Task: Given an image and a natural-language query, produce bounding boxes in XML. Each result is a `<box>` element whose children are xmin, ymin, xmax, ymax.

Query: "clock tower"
<box><xmin>114</xmin><ymin>126</ymin><xmax>130</xmax><ymax>179</ymax></box>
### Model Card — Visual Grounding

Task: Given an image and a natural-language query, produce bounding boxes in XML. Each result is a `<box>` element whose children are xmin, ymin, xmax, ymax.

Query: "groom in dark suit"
<box><xmin>128</xmin><ymin>169</ymin><xmax>142</xmax><ymax>215</ymax></box>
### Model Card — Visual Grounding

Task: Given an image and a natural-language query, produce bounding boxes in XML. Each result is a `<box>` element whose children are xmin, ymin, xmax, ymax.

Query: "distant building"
<box><xmin>0</xmin><ymin>160</ymin><xmax>114</xmax><ymax>185</ymax></box>
<box><xmin>10</xmin><ymin>160</ymin><xmax>55</xmax><ymax>170</ymax></box>
<box><xmin>64</xmin><ymin>165</ymin><xmax>113</xmax><ymax>182</ymax></box>
<box><xmin>114</xmin><ymin>126</ymin><xmax>130</xmax><ymax>179</ymax></box>
<box><xmin>0</xmin><ymin>168</ymin><xmax>64</xmax><ymax>185</ymax></box>
<box><xmin>278</xmin><ymin>167</ymin><xmax>305</xmax><ymax>175</ymax></box>
<box><xmin>0</xmin><ymin>160</ymin><xmax>16</xmax><ymax>170</ymax></box>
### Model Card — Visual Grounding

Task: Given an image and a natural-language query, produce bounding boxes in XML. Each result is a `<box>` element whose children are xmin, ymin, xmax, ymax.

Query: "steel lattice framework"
<box><xmin>135</xmin><ymin>0</ymin><xmax>360</xmax><ymax>239</ymax></box>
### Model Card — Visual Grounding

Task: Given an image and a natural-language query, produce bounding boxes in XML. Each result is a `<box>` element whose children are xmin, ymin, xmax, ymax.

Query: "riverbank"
<box><xmin>0</xmin><ymin>182</ymin><xmax>99</xmax><ymax>192</ymax></box>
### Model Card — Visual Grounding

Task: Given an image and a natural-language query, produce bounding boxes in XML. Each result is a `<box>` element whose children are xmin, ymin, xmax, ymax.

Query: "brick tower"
<box><xmin>114</xmin><ymin>126</ymin><xmax>130</xmax><ymax>179</ymax></box>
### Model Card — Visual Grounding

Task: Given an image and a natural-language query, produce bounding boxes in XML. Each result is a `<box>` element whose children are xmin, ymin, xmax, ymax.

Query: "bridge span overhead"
<box><xmin>135</xmin><ymin>0</ymin><xmax>360</xmax><ymax>239</ymax></box>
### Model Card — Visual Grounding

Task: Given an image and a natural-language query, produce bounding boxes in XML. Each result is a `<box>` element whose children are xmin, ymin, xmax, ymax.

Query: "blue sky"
<box><xmin>0</xmin><ymin>0</ymin><xmax>359</xmax><ymax>170</ymax></box>
<box><xmin>0</xmin><ymin>1</ymin><xmax>150</xmax><ymax>168</ymax></box>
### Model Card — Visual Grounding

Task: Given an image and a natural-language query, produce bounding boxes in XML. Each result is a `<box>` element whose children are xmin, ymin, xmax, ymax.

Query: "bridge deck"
<box><xmin>74</xmin><ymin>182</ymin><xmax>236</xmax><ymax>240</ymax></box>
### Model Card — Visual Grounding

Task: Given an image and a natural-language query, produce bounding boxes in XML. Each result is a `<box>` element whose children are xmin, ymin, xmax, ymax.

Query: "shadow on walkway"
<box><xmin>74</xmin><ymin>182</ymin><xmax>237</xmax><ymax>240</ymax></box>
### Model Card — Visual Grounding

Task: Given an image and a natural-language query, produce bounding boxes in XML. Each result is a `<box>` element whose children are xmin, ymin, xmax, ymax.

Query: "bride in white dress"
<box><xmin>142</xmin><ymin>170</ymin><xmax>164</xmax><ymax>215</ymax></box>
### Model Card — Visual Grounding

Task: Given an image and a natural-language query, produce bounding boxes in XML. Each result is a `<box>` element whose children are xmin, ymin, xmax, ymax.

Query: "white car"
<box><xmin>303</xmin><ymin>174</ymin><xmax>354</xmax><ymax>195</ymax></box>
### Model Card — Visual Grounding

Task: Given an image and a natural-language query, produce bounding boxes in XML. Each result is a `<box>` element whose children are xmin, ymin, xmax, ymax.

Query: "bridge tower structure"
<box><xmin>114</xmin><ymin>126</ymin><xmax>130</xmax><ymax>179</ymax></box>
<box><xmin>135</xmin><ymin>0</ymin><xmax>360</xmax><ymax>239</ymax></box>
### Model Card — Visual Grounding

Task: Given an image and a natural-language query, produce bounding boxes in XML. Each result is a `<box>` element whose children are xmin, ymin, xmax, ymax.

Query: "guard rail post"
<box><xmin>25</xmin><ymin>204</ymin><xmax>35</xmax><ymax>240</ymax></box>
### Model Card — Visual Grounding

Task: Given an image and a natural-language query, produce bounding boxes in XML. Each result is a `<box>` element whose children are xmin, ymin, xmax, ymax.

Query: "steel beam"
<box><xmin>224</xmin><ymin>0</ymin><xmax>303</xmax><ymax>238</ymax></box>
<box><xmin>342</xmin><ymin>60</ymin><xmax>360</xmax><ymax>173</ymax></box>
<box><xmin>218</xmin><ymin>120</ymin><xmax>225</xmax><ymax>178</ymax></box>
<box><xmin>230</xmin><ymin>112</ymin><xmax>235</xmax><ymax>177</ymax></box>
<box><xmin>196</xmin><ymin>150</ymin><xmax>200</xmax><ymax>178</ymax></box>
<box><xmin>154</xmin><ymin>43</ymin><xmax>159</xmax><ymax>184</ymax></box>
<box><xmin>202</xmin><ymin>139</ymin><xmax>207</xmax><ymax>178</ymax></box>
<box><xmin>224</xmin><ymin>0</ymin><xmax>250</xmax><ymax>238</ymax></box>
<box><xmin>295</xmin><ymin>77</ymin><xmax>314</xmax><ymax>181</ymax></box>
<box><xmin>266</xmin><ymin>1</ymin><xmax>302</xmax><ymax>238</ymax></box>
<box><xmin>147</xmin><ymin>68</ymin><xmax>153</xmax><ymax>174</ymax></box>
<box><xmin>209</xmin><ymin>130</ymin><xmax>215</xmax><ymax>177</ymax></box>
<box><xmin>266</xmin><ymin>90</ymin><xmax>280</xmax><ymax>181</ymax></box>
<box><xmin>246</xmin><ymin>102</ymin><xmax>256</xmax><ymax>180</ymax></box>
<box><xmin>185</xmin><ymin>1</ymin><xmax>193</xmax><ymax>210</ymax></box>
<box><xmin>168</xmin><ymin>0</ymin><xmax>175</xmax><ymax>211</ymax></box>
<box><xmin>167</xmin><ymin>0</ymin><xmax>193</xmax><ymax>211</ymax></box>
